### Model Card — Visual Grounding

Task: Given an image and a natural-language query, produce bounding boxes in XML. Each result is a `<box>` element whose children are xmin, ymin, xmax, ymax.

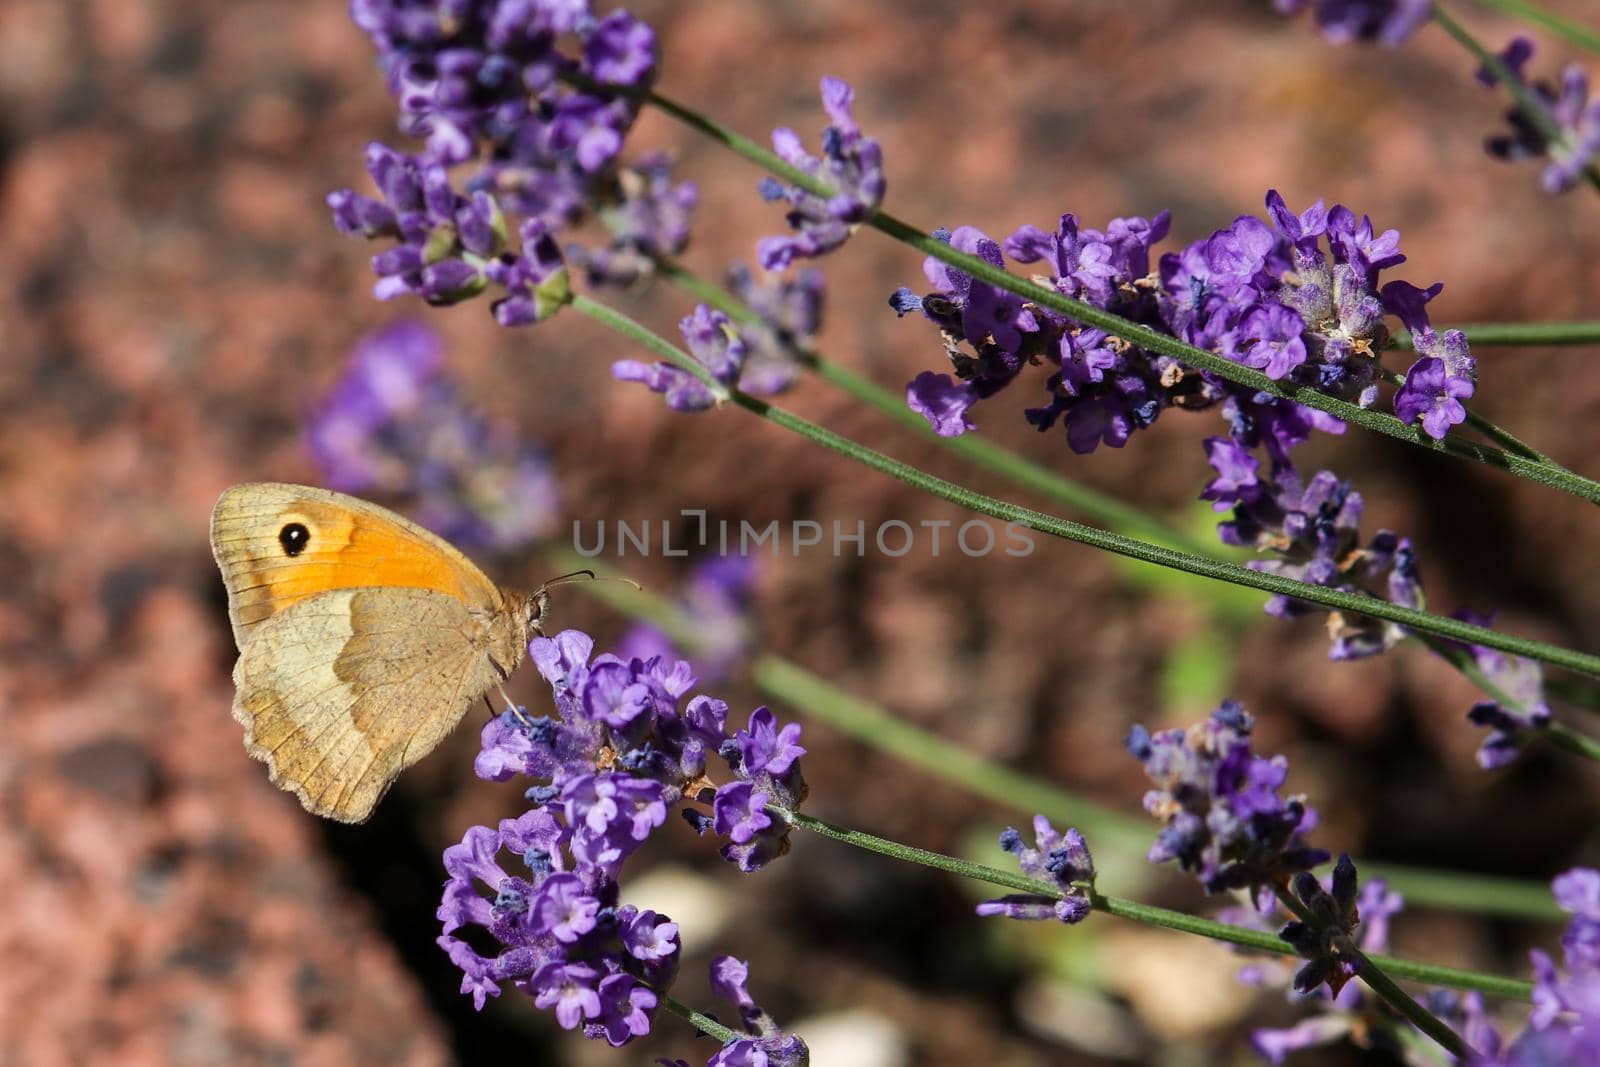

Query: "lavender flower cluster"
<box><xmin>1250</xmin><ymin>866</ymin><xmax>1600</xmax><ymax>1064</ymax></box>
<box><xmin>612</xmin><ymin>73</ymin><xmax>858</xmax><ymax>411</ymax></box>
<box><xmin>981</xmin><ymin>700</ymin><xmax>1600</xmax><ymax>1061</ymax></box>
<box><xmin>983</xmin><ymin>703</ymin><xmax>1367</xmax><ymax>1006</ymax></box>
<box><xmin>1127</xmin><ymin>701</ymin><xmax>1329</xmax><ymax>903</ymax></box>
<box><xmin>1202</xmin><ymin>435</ymin><xmax>1420</xmax><ymax>660</ymax></box>
<box><xmin>438</xmin><ymin>628</ymin><xmax>808</xmax><ymax>1045</ymax></box>
<box><xmin>306</xmin><ymin>319</ymin><xmax>559</xmax><ymax>552</ymax></box>
<box><xmin>330</xmin><ymin>0</ymin><xmax>667</xmax><ymax>322</ymax></box>
<box><xmin>756</xmin><ymin>77</ymin><xmax>886</xmax><ymax>271</ymax></box>
<box><xmin>334</xmin><ymin>1</ymin><xmax>844</xmax><ymax>411</ymax></box>
<box><xmin>891</xmin><ymin>191</ymin><xmax>1475</xmax><ymax>450</ymax></box>
<box><xmin>1468</xmin><ymin>868</ymin><xmax>1600</xmax><ymax>1064</ymax></box>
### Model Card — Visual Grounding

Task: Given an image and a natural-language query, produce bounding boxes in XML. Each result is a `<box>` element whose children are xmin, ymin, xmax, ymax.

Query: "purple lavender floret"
<box><xmin>757</xmin><ymin>77</ymin><xmax>885</xmax><ymax>270</ymax></box>
<box><xmin>727</xmin><ymin>263</ymin><xmax>825</xmax><ymax>395</ymax></box>
<box><xmin>1127</xmin><ymin>702</ymin><xmax>1328</xmax><ymax>900</ymax></box>
<box><xmin>694</xmin><ymin>956</ymin><xmax>811</xmax><ymax>1067</ymax></box>
<box><xmin>1277</xmin><ymin>854</ymin><xmax>1365</xmax><ymax>997</ymax></box>
<box><xmin>975</xmin><ymin>816</ymin><xmax>1096</xmax><ymax>925</ymax></box>
<box><xmin>306</xmin><ymin>320</ymin><xmax>559</xmax><ymax>553</ymax></box>
<box><xmin>1478</xmin><ymin>37</ymin><xmax>1600</xmax><ymax>195</ymax></box>
<box><xmin>1452</xmin><ymin>610</ymin><xmax>1554</xmax><ymax>770</ymax></box>
<box><xmin>1448</xmin><ymin>869</ymin><xmax>1600</xmax><ymax>1064</ymax></box>
<box><xmin>1274</xmin><ymin>0</ymin><xmax>1431</xmax><ymax>48</ymax></box>
<box><xmin>891</xmin><ymin>191</ymin><xmax>1473</xmax><ymax>451</ymax></box>
<box><xmin>1203</xmin><ymin>437</ymin><xmax>1417</xmax><ymax>659</ymax></box>
<box><xmin>613</xmin><ymin>304</ymin><xmax>748</xmax><ymax>412</ymax></box>
<box><xmin>441</xmin><ymin>630</ymin><xmax>808</xmax><ymax>1038</ymax></box>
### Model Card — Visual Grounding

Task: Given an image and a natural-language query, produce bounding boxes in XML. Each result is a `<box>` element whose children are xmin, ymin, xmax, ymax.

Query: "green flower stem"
<box><xmin>1546</xmin><ymin>721</ymin><xmax>1600</xmax><ymax>760</ymax></box>
<box><xmin>1272</xmin><ymin>885</ymin><xmax>1466</xmax><ymax>1058</ymax></box>
<box><xmin>546</xmin><ymin>545</ymin><xmax>1565</xmax><ymax>921</ymax></box>
<box><xmin>654</xmin><ymin>256</ymin><xmax>1600</xmax><ymax>740</ymax></box>
<box><xmin>650</xmin><ymin>256</ymin><xmax>1220</xmax><ymax>556</ymax></box>
<box><xmin>542</xmin><ymin>548</ymin><xmax>1566</xmax><ymax>919</ymax></box>
<box><xmin>638</xmin><ymin>87</ymin><xmax>1600</xmax><ymax>507</ymax></box>
<box><xmin>1433</xmin><ymin>4</ymin><xmax>1600</xmax><ymax>195</ymax></box>
<box><xmin>1468</xmin><ymin>0</ymin><xmax>1600</xmax><ymax>54</ymax></box>
<box><xmin>753</xmin><ymin>657</ymin><xmax>1147</xmax><ymax>843</ymax></box>
<box><xmin>749</xmin><ymin>653</ymin><xmax>1571</xmax><ymax>918</ymax></box>
<box><xmin>662</xmin><ymin>995</ymin><xmax>741</xmax><ymax>1044</ymax></box>
<box><xmin>782</xmin><ymin>809</ymin><xmax>1533</xmax><ymax>1006</ymax></box>
<box><xmin>572</xmin><ymin>292</ymin><xmax>1600</xmax><ymax>679</ymax></box>
<box><xmin>1393</xmin><ymin>322</ymin><xmax>1600</xmax><ymax>348</ymax></box>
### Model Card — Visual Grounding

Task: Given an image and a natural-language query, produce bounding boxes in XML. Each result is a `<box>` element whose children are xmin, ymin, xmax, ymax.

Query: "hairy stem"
<box><xmin>572</xmin><ymin>293</ymin><xmax>1600</xmax><ymax>679</ymax></box>
<box><xmin>784</xmin><ymin>810</ymin><xmax>1532</xmax><ymax>1006</ymax></box>
<box><xmin>637</xmin><ymin>85</ymin><xmax>1600</xmax><ymax>505</ymax></box>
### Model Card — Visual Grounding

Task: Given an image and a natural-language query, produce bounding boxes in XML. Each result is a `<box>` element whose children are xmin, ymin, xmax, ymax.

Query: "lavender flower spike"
<box><xmin>440</xmin><ymin>629</ymin><xmax>808</xmax><ymax>1043</ymax></box>
<box><xmin>612</xmin><ymin>304</ymin><xmax>747</xmax><ymax>413</ymax></box>
<box><xmin>757</xmin><ymin>77</ymin><xmax>885</xmax><ymax>270</ymax></box>
<box><xmin>1128</xmin><ymin>702</ymin><xmax>1328</xmax><ymax>902</ymax></box>
<box><xmin>703</xmin><ymin>957</ymin><xmax>810</xmax><ymax>1067</ymax></box>
<box><xmin>976</xmin><ymin>816</ymin><xmax>1096</xmax><ymax>925</ymax></box>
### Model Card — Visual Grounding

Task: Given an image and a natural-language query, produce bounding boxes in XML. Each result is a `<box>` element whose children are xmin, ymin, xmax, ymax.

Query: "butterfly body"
<box><xmin>210</xmin><ymin>483</ymin><xmax>542</xmax><ymax>823</ymax></box>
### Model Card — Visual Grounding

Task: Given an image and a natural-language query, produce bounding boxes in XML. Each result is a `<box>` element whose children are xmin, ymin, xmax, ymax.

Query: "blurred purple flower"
<box><xmin>571</xmin><ymin>154</ymin><xmax>699</xmax><ymax>287</ymax></box>
<box><xmin>1455</xmin><ymin>610</ymin><xmax>1554</xmax><ymax>769</ymax></box>
<box><xmin>618</xmin><ymin>554</ymin><xmax>759</xmax><ymax>685</ymax></box>
<box><xmin>613</xmin><ymin>304</ymin><xmax>748</xmax><ymax>412</ymax></box>
<box><xmin>892</xmin><ymin>190</ymin><xmax>1476</xmax><ymax>452</ymax></box>
<box><xmin>728</xmin><ymin>263</ymin><xmax>825</xmax><ymax>396</ymax></box>
<box><xmin>1478</xmin><ymin>37</ymin><xmax>1600</xmax><ymax>195</ymax></box>
<box><xmin>306</xmin><ymin>319</ymin><xmax>560</xmax><ymax>553</ymax></box>
<box><xmin>1275</xmin><ymin>0</ymin><xmax>1431</xmax><ymax>48</ymax></box>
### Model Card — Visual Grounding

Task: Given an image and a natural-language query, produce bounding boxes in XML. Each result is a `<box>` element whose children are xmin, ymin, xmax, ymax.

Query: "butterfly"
<box><xmin>210</xmin><ymin>482</ymin><xmax>564</xmax><ymax>823</ymax></box>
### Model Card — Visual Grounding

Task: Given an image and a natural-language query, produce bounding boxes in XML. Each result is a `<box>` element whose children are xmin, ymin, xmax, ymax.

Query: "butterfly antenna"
<box><xmin>496</xmin><ymin>682</ymin><xmax>532</xmax><ymax>726</ymax></box>
<box><xmin>535</xmin><ymin>569</ymin><xmax>643</xmax><ymax>593</ymax></box>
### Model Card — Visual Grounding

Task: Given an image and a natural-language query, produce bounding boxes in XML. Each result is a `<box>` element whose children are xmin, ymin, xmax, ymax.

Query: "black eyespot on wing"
<box><xmin>279</xmin><ymin>522</ymin><xmax>310</xmax><ymax>557</ymax></box>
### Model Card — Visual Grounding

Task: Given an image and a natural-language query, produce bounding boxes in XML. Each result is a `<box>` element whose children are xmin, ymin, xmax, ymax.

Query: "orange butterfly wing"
<box><xmin>210</xmin><ymin>482</ymin><xmax>505</xmax><ymax>650</ymax></box>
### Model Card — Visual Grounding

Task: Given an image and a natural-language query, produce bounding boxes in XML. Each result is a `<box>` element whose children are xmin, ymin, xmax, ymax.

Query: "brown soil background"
<box><xmin>2</xmin><ymin>1</ymin><xmax>1598</xmax><ymax>1064</ymax></box>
